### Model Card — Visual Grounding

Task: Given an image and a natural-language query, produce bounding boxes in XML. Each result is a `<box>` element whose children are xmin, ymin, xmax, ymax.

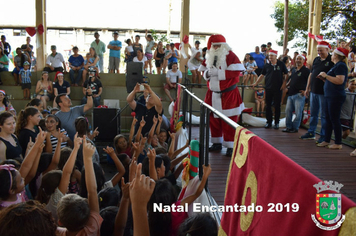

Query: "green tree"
<box><xmin>150</xmin><ymin>29</ymin><xmax>171</xmax><ymax>44</ymax></box>
<box><xmin>271</xmin><ymin>0</ymin><xmax>356</xmax><ymax>49</ymax></box>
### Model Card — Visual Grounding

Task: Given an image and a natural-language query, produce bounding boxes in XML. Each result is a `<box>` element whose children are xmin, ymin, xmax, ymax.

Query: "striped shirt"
<box><xmin>19</xmin><ymin>69</ymin><xmax>32</xmax><ymax>83</ymax></box>
<box><xmin>49</xmin><ymin>129</ymin><xmax>68</xmax><ymax>154</ymax></box>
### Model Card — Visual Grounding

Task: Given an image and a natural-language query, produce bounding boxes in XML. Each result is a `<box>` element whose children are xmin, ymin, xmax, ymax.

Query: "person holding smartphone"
<box><xmin>81</xmin><ymin>69</ymin><xmax>102</xmax><ymax>107</ymax></box>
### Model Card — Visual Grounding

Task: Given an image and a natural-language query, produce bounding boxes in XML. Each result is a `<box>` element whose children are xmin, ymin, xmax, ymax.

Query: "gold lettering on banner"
<box><xmin>240</xmin><ymin>171</ymin><xmax>258</xmax><ymax>232</ymax></box>
<box><xmin>233</xmin><ymin>126</ymin><xmax>256</xmax><ymax>168</ymax></box>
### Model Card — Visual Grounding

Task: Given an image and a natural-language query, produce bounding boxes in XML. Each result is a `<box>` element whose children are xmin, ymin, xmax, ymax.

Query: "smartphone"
<box><xmin>139</xmin><ymin>84</ymin><xmax>144</xmax><ymax>91</ymax></box>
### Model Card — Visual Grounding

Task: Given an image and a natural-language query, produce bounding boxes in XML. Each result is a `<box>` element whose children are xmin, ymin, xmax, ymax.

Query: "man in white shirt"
<box><xmin>43</xmin><ymin>45</ymin><xmax>67</xmax><ymax>73</ymax></box>
<box><xmin>164</xmin><ymin>62</ymin><xmax>182</xmax><ymax>102</ymax></box>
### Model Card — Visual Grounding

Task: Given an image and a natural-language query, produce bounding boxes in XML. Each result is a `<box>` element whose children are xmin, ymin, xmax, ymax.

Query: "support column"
<box><xmin>35</xmin><ymin>0</ymin><xmax>47</xmax><ymax>70</ymax></box>
<box><xmin>179</xmin><ymin>0</ymin><xmax>190</xmax><ymax>71</ymax></box>
<box><xmin>307</xmin><ymin>0</ymin><xmax>322</xmax><ymax>65</ymax></box>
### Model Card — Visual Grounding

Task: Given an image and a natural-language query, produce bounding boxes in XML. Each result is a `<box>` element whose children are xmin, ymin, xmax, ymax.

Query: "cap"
<box><xmin>113</xmin><ymin>31</ymin><xmax>119</xmax><ymax>35</ymax></box>
<box><xmin>51</xmin><ymin>45</ymin><xmax>56</xmax><ymax>50</ymax></box>
<box><xmin>195</xmin><ymin>40</ymin><xmax>200</xmax><ymax>45</ymax></box>
<box><xmin>23</xmin><ymin>61</ymin><xmax>30</xmax><ymax>66</ymax></box>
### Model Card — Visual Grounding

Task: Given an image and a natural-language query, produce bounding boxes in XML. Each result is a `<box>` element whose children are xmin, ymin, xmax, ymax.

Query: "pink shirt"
<box><xmin>0</xmin><ymin>190</ymin><xmax>27</xmax><ymax>208</ymax></box>
<box><xmin>56</xmin><ymin>211</ymin><xmax>103</xmax><ymax>236</ymax></box>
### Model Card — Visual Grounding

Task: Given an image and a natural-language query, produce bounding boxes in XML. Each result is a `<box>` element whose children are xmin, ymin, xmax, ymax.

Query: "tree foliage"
<box><xmin>271</xmin><ymin>0</ymin><xmax>356</xmax><ymax>49</ymax></box>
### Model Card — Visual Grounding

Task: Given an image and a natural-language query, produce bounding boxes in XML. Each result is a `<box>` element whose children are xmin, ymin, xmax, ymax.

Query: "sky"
<box><xmin>2</xmin><ymin>0</ymin><xmax>284</xmax><ymax>59</ymax></box>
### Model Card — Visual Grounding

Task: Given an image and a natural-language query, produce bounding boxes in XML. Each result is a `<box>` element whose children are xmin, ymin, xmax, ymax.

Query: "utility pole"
<box><xmin>180</xmin><ymin>0</ymin><xmax>190</xmax><ymax>70</ymax></box>
<box><xmin>35</xmin><ymin>0</ymin><xmax>47</xmax><ymax>69</ymax></box>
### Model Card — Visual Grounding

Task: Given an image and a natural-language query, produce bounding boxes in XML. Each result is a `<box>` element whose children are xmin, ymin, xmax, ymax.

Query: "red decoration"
<box><xmin>131</xmin><ymin>112</ymin><xmax>136</xmax><ymax>117</ymax></box>
<box><xmin>174</xmin><ymin>43</ymin><xmax>180</xmax><ymax>50</ymax></box>
<box><xmin>182</xmin><ymin>35</ymin><xmax>189</xmax><ymax>44</ymax></box>
<box><xmin>37</xmin><ymin>24</ymin><xmax>44</xmax><ymax>35</ymax></box>
<box><xmin>25</xmin><ymin>24</ymin><xmax>45</xmax><ymax>37</ymax></box>
<box><xmin>25</xmin><ymin>27</ymin><xmax>36</xmax><ymax>37</ymax></box>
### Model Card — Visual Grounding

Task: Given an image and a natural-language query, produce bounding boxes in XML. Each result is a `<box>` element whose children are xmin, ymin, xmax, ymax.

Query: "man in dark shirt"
<box><xmin>300</xmin><ymin>41</ymin><xmax>334</xmax><ymax>142</ymax></box>
<box><xmin>127</xmin><ymin>83</ymin><xmax>163</xmax><ymax>135</ymax></box>
<box><xmin>1</xmin><ymin>35</ymin><xmax>11</xmax><ymax>56</ymax></box>
<box><xmin>253</xmin><ymin>50</ymin><xmax>289</xmax><ymax>129</ymax></box>
<box><xmin>282</xmin><ymin>55</ymin><xmax>310</xmax><ymax>133</ymax></box>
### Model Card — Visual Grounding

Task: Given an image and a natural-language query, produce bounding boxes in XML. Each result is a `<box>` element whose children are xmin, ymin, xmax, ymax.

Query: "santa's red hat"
<box><xmin>269</xmin><ymin>50</ymin><xmax>278</xmax><ymax>56</ymax></box>
<box><xmin>207</xmin><ymin>34</ymin><xmax>226</xmax><ymax>50</ymax></box>
<box><xmin>0</xmin><ymin>90</ymin><xmax>5</xmax><ymax>95</ymax></box>
<box><xmin>317</xmin><ymin>41</ymin><xmax>331</xmax><ymax>49</ymax></box>
<box><xmin>54</xmin><ymin>71</ymin><xmax>63</xmax><ymax>81</ymax></box>
<box><xmin>333</xmin><ymin>47</ymin><xmax>349</xmax><ymax>57</ymax></box>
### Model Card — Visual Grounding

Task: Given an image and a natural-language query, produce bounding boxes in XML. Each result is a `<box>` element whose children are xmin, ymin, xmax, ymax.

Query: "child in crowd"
<box><xmin>255</xmin><ymin>85</ymin><xmax>265</xmax><ymax>117</ymax></box>
<box><xmin>36</xmin><ymin>134</ymin><xmax>81</xmax><ymax>223</ymax></box>
<box><xmin>57</xmin><ymin>147</ymin><xmax>81</xmax><ymax>194</ymax></box>
<box><xmin>79</xmin><ymin>146</ymin><xmax>125</xmax><ymax>198</ymax></box>
<box><xmin>56</xmin><ymin>137</ymin><xmax>103</xmax><ymax>235</ymax></box>
<box><xmin>243</xmin><ymin>56</ymin><xmax>258</xmax><ymax>88</ymax></box>
<box><xmin>124</xmin><ymin>38</ymin><xmax>134</xmax><ymax>63</ymax></box>
<box><xmin>163</xmin><ymin>44</ymin><xmax>172</xmax><ymax>73</ymax></box>
<box><xmin>0</xmin><ymin>129</ymin><xmax>47</xmax><ymax>208</ymax></box>
<box><xmin>145</xmin><ymin>30</ymin><xmax>157</xmax><ymax>74</ymax></box>
<box><xmin>19</xmin><ymin>61</ymin><xmax>32</xmax><ymax>99</ymax></box>
<box><xmin>148</xmin><ymin>164</ymin><xmax>212</xmax><ymax>236</ymax></box>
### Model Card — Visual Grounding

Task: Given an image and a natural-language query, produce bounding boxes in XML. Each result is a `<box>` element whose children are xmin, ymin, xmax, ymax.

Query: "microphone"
<box><xmin>213</xmin><ymin>56</ymin><xmax>217</xmax><ymax>67</ymax></box>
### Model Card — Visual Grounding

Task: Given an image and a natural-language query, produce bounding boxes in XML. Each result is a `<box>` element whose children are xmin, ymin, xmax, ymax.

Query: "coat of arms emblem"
<box><xmin>311</xmin><ymin>181</ymin><xmax>345</xmax><ymax>230</ymax></box>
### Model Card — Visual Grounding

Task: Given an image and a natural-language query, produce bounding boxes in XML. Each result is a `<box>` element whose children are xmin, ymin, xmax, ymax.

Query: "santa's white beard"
<box><xmin>206</xmin><ymin>45</ymin><xmax>231</xmax><ymax>68</ymax></box>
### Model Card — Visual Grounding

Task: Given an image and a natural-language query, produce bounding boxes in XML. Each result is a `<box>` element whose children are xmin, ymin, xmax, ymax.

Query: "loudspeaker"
<box><xmin>126</xmin><ymin>62</ymin><xmax>143</xmax><ymax>93</ymax></box>
<box><xmin>92</xmin><ymin>108</ymin><xmax>120</xmax><ymax>142</ymax></box>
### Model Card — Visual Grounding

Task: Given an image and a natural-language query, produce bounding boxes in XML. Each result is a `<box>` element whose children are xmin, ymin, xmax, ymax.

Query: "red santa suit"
<box><xmin>199</xmin><ymin>35</ymin><xmax>245</xmax><ymax>148</ymax></box>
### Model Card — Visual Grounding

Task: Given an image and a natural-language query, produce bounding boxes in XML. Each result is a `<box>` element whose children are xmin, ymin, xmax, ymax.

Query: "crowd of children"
<box><xmin>0</xmin><ymin>100</ymin><xmax>217</xmax><ymax>235</ymax></box>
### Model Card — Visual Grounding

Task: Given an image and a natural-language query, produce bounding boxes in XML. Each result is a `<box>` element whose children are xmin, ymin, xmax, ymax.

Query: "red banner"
<box><xmin>219</xmin><ymin>126</ymin><xmax>356</xmax><ymax>235</ymax></box>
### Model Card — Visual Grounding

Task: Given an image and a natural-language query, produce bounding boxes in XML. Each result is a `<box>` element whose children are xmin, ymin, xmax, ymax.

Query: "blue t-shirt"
<box><xmin>19</xmin><ymin>69</ymin><xmax>31</xmax><ymax>83</ymax></box>
<box><xmin>109</xmin><ymin>40</ymin><xmax>122</xmax><ymax>58</ymax></box>
<box><xmin>68</xmin><ymin>55</ymin><xmax>84</xmax><ymax>67</ymax></box>
<box><xmin>324</xmin><ymin>61</ymin><xmax>348</xmax><ymax>98</ymax></box>
<box><xmin>250</xmin><ymin>52</ymin><xmax>265</xmax><ymax>69</ymax></box>
<box><xmin>168</xmin><ymin>50</ymin><xmax>179</xmax><ymax>63</ymax></box>
<box><xmin>55</xmin><ymin>105</ymin><xmax>85</xmax><ymax>141</ymax></box>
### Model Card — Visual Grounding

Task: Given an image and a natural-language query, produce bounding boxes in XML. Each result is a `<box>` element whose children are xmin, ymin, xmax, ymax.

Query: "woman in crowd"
<box><xmin>0</xmin><ymin>47</ymin><xmax>9</xmax><ymax>73</ymax></box>
<box><xmin>145</xmin><ymin>30</ymin><xmax>157</xmax><ymax>74</ymax></box>
<box><xmin>35</xmin><ymin>71</ymin><xmax>53</xmax><ymax>110</ymax></box>
<box><xmin>0</xmin><ymin>90</ymin><xmax>14</xmax><ymax>113</ymax></box>
<box><xmin>133</xmin><ymin>49</ymin><xmax>148</xmax><ymax>73</ymax></box>
<box><xmin>154</xmin><ymin>41</ymin><xmax>165</xmax><ymax>75</ymax></box>
<box><xmin>53</xmin><ymin>72</ymin><xmax>70</xmax><ymax>108</ymax></box>
<box><xmin>82</xmin><ymin>47</ymin><xmax>100</xmax><ymax>82</ymax></box>
<box><xmin>124</xmin><ymin>38</ymin><xmax>134</xmax><ymax>63</ymax></box>
<box><xmin>317</xmin><ymin>47</ymin><xmax>349</xmax><ymax>150</ymax></box>
<box><xmin>132</xmin><ymin>35</ymin><xmax>143</xmax><ymax>58</ymax></box>
<box><xmin>15</xmin><ymin>106</ymin><xmax>41</xmax><ymax>157</ymax></box>
<box><xmin>0</xmin><ymin>112</ymin><xmax>22</xmax><ymax>161</ymax></box>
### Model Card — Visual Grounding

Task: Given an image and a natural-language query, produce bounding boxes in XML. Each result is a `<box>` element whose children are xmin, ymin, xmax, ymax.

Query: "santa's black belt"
<box><xmin>211</xmin><ymin>84</ymin><xmax>237</xmax><ymax>97</ymax></box>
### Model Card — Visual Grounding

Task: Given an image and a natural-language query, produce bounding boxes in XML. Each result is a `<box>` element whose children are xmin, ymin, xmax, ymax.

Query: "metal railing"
<box><xmin>179</xmin><ymin>83</ymin><xmax>239</xmax><ymax>224</ymax></box>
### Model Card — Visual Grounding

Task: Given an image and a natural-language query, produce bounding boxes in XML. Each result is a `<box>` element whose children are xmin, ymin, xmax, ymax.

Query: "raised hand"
<box><xmin>103</xmin><ymin>146</ymin><xmax>115</xmax><ymax>155</ymax></box>
<box><xmin>140</xmin><ymin>116</ymin><xmax>146</xmax><ymax>127</ymax></box>
<box><xmin>73</xmin><ymin>132</ymin><xmax>83</xmax><ymax>150</ymax></box>
<box><xmin>82</xmin><ymin>135</ymin><xmax>95</xmax><ymax>158</ymax></box>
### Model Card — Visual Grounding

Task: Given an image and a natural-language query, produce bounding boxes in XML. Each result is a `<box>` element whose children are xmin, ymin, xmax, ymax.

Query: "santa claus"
<box><xmin>199</xmin><ymin>34</ymin><xmax>245</xmax><ymax>156</ymax></box>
